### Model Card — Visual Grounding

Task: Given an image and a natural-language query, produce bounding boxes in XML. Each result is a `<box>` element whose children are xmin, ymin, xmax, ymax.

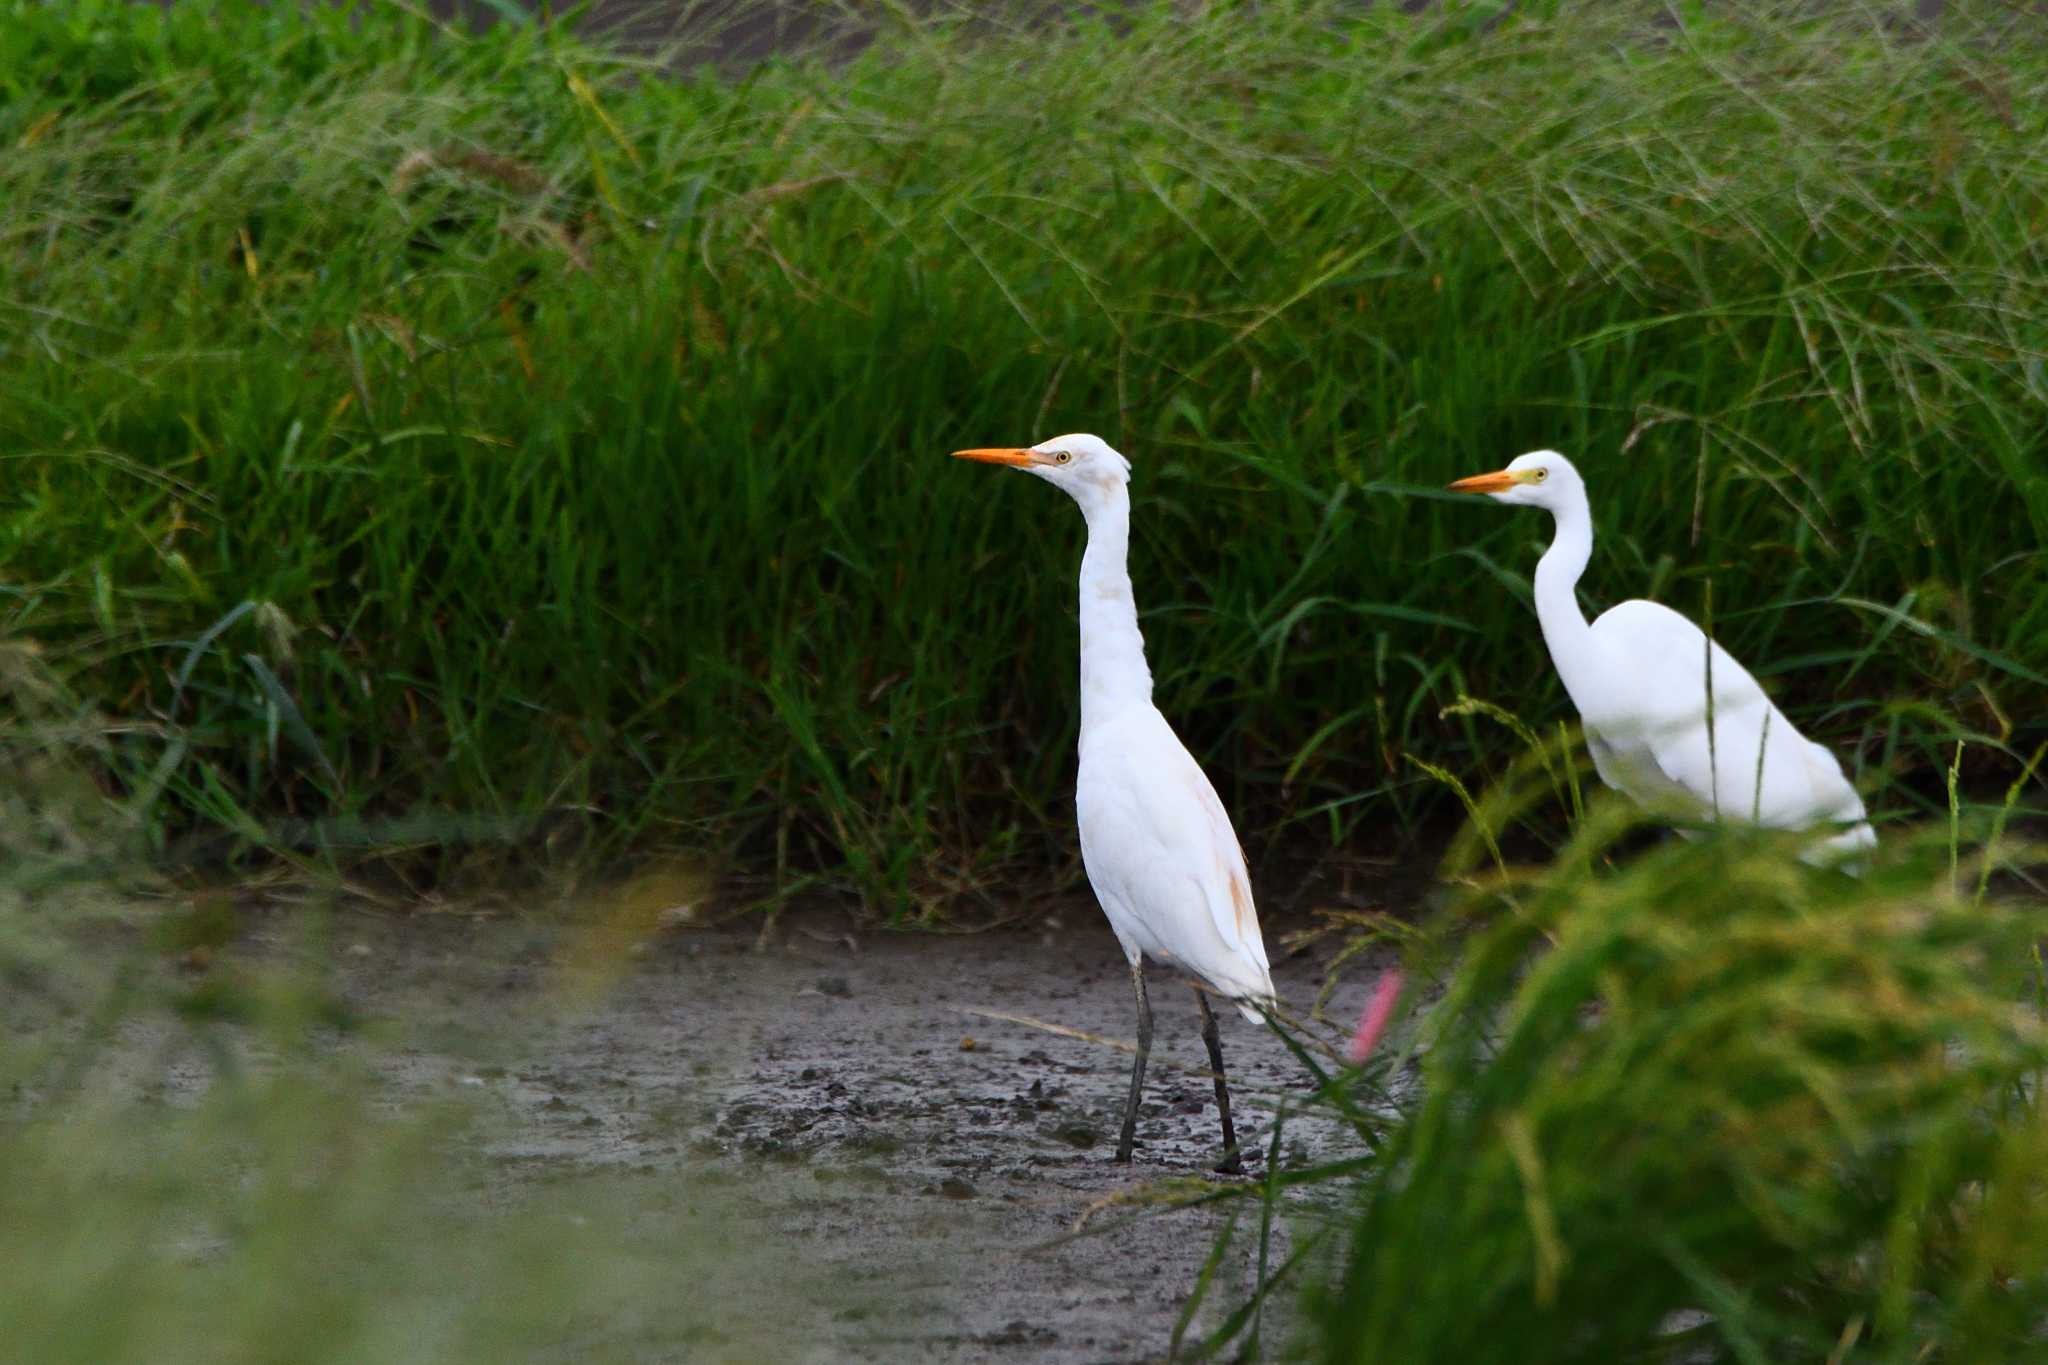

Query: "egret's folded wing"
<box><xmin>1081</xmin><ymin>714</ymin><xmax>1273</xmax><ymax>1000</ymax></box>
<box><xmin>1123</xmin><ymin>730</ymin><xmax>1272</xmax><ymax>995</ymax></box>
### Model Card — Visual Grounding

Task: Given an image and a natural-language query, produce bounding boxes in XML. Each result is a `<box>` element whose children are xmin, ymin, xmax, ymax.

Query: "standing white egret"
<box><xmin>1447</xmin><ymin>451</ymin><xmax>1874</xmax><ymax>861</ymax></box>
<box><xmin>953</xmin><ymin>434</ymin><xmax>1275</xmax><ymax>1172</ymax></box>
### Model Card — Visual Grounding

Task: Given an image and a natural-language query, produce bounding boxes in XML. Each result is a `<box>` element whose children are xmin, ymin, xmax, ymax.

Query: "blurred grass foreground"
<box><xmin>1291</xmin><ymin>813</ymin><xmax>2048</xmax><ymax>1364</ymax></box>
<box><xmin>2</xmin><ymin>0</ymin><xmax>2044</xmax><ymax>903</ymax></box>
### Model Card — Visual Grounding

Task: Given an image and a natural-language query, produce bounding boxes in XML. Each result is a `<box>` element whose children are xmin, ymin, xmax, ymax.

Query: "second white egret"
<box><xmin>1447</xmin><ymin>450</ymin><xmax>1875</xmax><ymax>861</ymax></box>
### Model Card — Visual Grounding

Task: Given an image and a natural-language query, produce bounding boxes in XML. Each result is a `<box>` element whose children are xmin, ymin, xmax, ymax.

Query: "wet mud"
<box><xmin>53</xmin><ymin>901</ymin><xmax>1401</xmax><ymax>1361</ymax></box>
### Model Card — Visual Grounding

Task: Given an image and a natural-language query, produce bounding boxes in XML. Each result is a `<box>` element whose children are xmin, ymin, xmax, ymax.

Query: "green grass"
<box><xmin>2</xmin><ymin>0</ymin><xmax>2045</xmax><ymax>906</ymax></box>
<box><xmin>1155</xmin><ymin>768</ymin><xmax>2048</xmax><ymax>1362</ymax></box>
<box><xmin>1335</xmin><ymin>834</ymin><xmax>2048</xmax><ymax>1363</ymax></box>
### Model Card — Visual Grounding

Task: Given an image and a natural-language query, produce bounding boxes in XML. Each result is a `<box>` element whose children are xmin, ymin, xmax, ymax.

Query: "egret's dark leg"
<box><xmin>1196</xmin><ymin>989</ymin><xmax>1244</xmax><ymax>1175</ymax></box>
<box><xmin>1115</xmin><ymin>960</ymin><xmax>1151</xmax><ymax>1164</ymax></box>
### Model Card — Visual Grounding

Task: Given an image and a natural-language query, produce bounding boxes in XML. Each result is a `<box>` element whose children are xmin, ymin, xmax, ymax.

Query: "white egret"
<box><xmin>953</xmin><ymin>434</ymin><xmax>1275</xmax><ymax>1172</ymax></box>
<box><xmin>1447</xmin><ymin>451</ymin><xmax>1875</xmax><ymax>862</ymax></box>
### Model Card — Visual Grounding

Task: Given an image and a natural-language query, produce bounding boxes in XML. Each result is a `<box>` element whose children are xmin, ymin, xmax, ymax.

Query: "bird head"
<box><xmin>1446</xmin><ymin>449</ymin><xmax>1584</xmax><ymax>510</ymax></box>
<box><xmin>951</xmin><ymin>433</ymin><xmax>1131</xmax><ymax>507</ymax></box>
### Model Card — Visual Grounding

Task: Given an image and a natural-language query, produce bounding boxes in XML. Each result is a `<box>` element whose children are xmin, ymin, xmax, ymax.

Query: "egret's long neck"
<box><xmin>1532</xmin><ymin>489</ymin><xmax>1608</xmax><ymax>711</ymax></box>
<box><xmin>1076</xmin><ymin>485</ymin><xmax>1154</xmax><ymax>729</ymax></box>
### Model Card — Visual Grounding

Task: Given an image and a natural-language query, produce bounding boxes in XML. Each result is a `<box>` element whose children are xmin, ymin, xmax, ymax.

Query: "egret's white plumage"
<box><xmin>1078</xmin><ymin>705</ymin><xmax>1274</xmax><ymax>1017</ymax></box>
<box><xmin>954</xmin><ymin>433</ymin><xmax>1273</xmax><ymax>1169</ymax></box>
<box><xmin>1449</xmin><ymin>451</ymin><xmax>1875</xmax><ymax>862</ymax></box>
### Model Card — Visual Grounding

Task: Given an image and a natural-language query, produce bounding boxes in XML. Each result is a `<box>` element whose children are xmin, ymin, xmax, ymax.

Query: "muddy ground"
<box><xmin>58</xmin><ymin>899</ymin><xmax>1402</xmax><ymax>1363</ymax></box>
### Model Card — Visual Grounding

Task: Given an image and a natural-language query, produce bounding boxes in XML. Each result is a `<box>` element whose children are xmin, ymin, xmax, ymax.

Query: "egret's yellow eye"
<box><xmin>1532</xmin><ymin>468</ymin><xmax>1549</xmax><ymax>482</ymax></box>
<box><xmin>1055</xmin><ymin>450</ymin><xmax>1073</xmax><ymax>464</ymax></box>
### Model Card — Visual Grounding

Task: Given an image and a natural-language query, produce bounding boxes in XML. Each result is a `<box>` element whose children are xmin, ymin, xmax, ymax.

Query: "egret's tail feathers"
<box><xmin>1191</xmin><ymin>961</ymin><xmax>1275</xmax><ymax>1023</ymax></box>
<box><xmin>1801</xmin><ymin>819</ymin><xmax>1878</xmax><ymax>873</ymax></box>
<box><xmin>1227</xmin><ymin>973</ymin><xmax>1279</xmax><ymax>1024</ymax></box>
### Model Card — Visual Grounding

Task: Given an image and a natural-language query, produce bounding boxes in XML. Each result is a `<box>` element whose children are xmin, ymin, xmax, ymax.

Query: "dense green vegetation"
<box><xmin>8</xmin><ymin>7</ymin><xmax>2048</xmax><ymax>1359</ymax></box>
<box><xmin>1184</xmin><ymin>792</ymin><xmax>2048</xmax><ymax>1362</ymax></box>
<box><xmin>2</xmin><ymin>0</ymin><xmax>2044</xmax><ymax>904</ymax></box>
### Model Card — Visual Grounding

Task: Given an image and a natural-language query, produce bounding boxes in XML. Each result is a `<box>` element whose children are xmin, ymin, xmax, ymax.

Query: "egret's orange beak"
<box><xmin>1446</xmin><ymin>469</ymin><xmax>1521</xmax><ymax>494</ymax></box>
<box><xmin>951</xmin><ymin>447</ymin><xmax>1037</xmax><ymax>467</ymax></box>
